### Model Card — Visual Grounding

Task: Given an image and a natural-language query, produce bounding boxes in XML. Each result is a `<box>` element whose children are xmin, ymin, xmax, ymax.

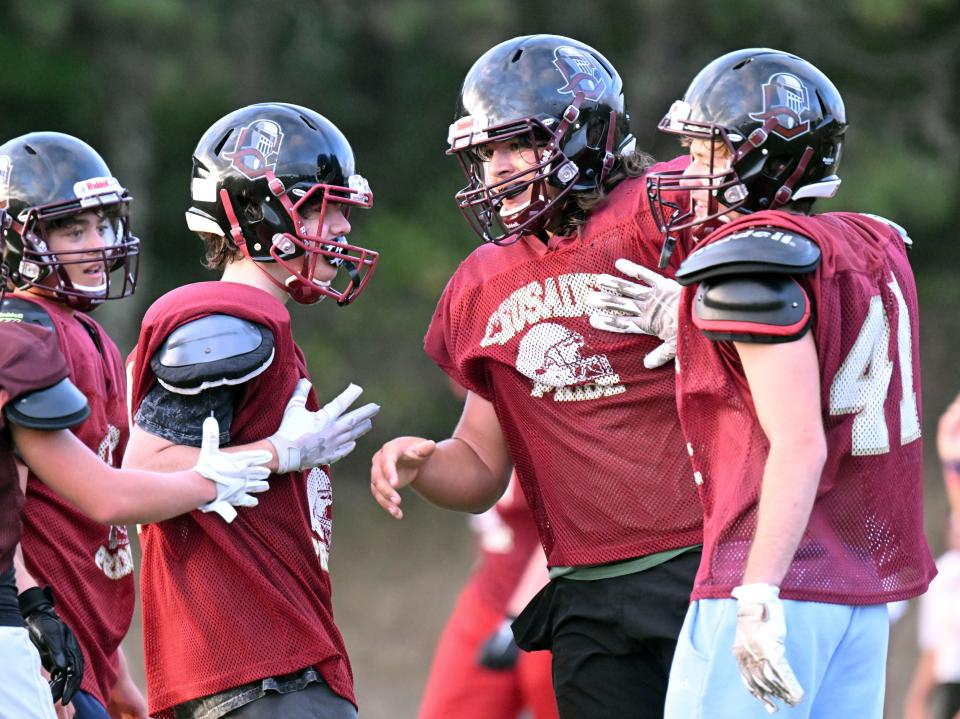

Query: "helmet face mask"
<box><xmin>447</xmin><ymin>35</ymin><xmax>632</xmax><ymax>245</ymax></box>
<box><xmin>187</xmin><ymin>103</ymin><xmax>377</xmax><ymax>306</ymax></box>
<box><xmin>0</xmin><ymin>134</ymin><xmax>140</xmax><ymax>310</ymax></box>
<box><xmin>449</xmin><ymin>115</ymin><xmax>579</xmax><ymax>245</ymax></box>
<box><xmin>647</xmin><ymin>49</ymin><xmax>846</xmax><ymax>265</ymax></box>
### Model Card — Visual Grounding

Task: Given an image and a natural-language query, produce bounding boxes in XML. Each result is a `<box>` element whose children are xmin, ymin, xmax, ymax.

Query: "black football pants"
<box><xmin>512</xmin><ymin>549</ymin><xmax>701</xmax><ymax>719</ymax></box>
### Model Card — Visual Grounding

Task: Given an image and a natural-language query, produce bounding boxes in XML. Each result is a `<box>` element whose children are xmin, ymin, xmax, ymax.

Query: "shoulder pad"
<box><xmin>4</xmin><ymin>377</ymin><xmax>90</xmax><ymax>430</ymax></box>
<box><xmin>860</xmin><ymin>213</ymin><xmax>913</xmax><ymax>249</ymax></box>
<box><xmin>677</xmin><ymin>226</ymin><xmax>821</xmax><ymax>286</ymax></box>
<box><xmin>693</xmin><ymin>275</ymin><xmax>812</xmax><ymax>344</ymax></box>
<box><xmin>150</xmin><ymin>314</ymin><xmax>275</xmax><ymax>395</ymax></box>
<box><xmin>0</xmin><ymin>296</ymin><xmax>55</xmax><ymax>331</ymax></box>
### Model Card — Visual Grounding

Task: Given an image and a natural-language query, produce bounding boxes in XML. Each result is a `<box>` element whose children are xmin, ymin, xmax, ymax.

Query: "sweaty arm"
<box><xmin>370</xmin><ymin>390</ymin><xmax>512</xmax><ymax>518</ymax></box>
<box><xmin>736</xmin><ymin>331</ymin><xmax>828</xmax><ymax>586</ymax></box>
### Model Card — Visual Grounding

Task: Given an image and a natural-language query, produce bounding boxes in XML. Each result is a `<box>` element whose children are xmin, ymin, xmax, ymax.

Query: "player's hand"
<box><xmin>195</xmin><ymin>416</ymin><xmax>273</xmax><ymax>523</ymax></box>
<box><xmin>731</xmin><ymin>583</ymin><xmax>804</xmax><ymax>714</ymax></box>
<box><xmin>270</xmin><ymin>379</ymin><xmax>380</xmax><ymax>474</ymax></box>
<box><xmin>937</xmin><ymin>394</ymin><xmax>960</xmax><ymax>463</ymax></box>
<box><xmin>586</xmin><ymin>258</ymin><xmax>681</xmax><ymax>369</ymax></box>
<box><xmin>477</xmin><ymin>617</ymin><xmax>520</xmax><ymax>670</ymax></box>
<box><xmin>370</xmin><ymin>436</ymin><xmax>437</xmax><ymax>520</ymax></box>
<box><xmin>106</xmin><ymin>672</ymin><xmax>149</xmax><ymax>719</ymax></box>
<box><xmin>18</xmin><ymin>586</ymin><xmax>85</xmax><ymax>705</ymax></box>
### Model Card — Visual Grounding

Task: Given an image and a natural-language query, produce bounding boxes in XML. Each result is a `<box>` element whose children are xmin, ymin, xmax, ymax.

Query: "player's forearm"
<box><xmin>13</xmin><ymin>544</ymin><xmax>39</xmax><ymax>592</ymax></box>
<box><xmin>411</xmin><ymin>437</ymin><xmax>510</xmax><ymax>513</ymax></box>
<box><xmin>741</xmin><ymin>437</ymin><xmax>827</xmax><ymax>586</ymax></box>
<box><xmin>124</xmin><ymin>424</ymin><xmax>279</xmax><ymax>473</ymax></box>
<box><xmin>14</xmin><ymin>424</ymin><xmax>216</xmax><ymax>524</ymax></box>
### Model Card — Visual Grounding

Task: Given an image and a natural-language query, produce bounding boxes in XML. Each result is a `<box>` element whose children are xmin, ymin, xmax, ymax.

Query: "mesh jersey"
<box><xmin>469</xmin><ymin>473</ymin><xmax>542</xmax><ymax>614</ymax></box>
<box><xmin>11</xmin><ymin>294</ymin><xmax>134</xmax><ymax>705</ymax></box>
<box><xmin>678</xmin><ymin>210</ymin><xmax>936</xmax><ymax>603</ymax></box>
<box><xmin>128</xmin><ymin>282</ymin><xmax>353</xmax><ymax>716</ymax></box>
<box><xmin>425</xmin><ymin>159</ymin><xmax>703</xmax><ymax>568</ymax></box>
<box><xmin>0</xmin><ymin>323</ymin><xmax>71</xmax><ymax>574</ymax></box>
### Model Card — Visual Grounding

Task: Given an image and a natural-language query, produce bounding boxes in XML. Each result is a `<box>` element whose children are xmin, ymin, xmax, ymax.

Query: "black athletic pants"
<box><xmin>512</xmin><ymin>549</ymin><xmax>701</xmax><ymax>719</ymax></box>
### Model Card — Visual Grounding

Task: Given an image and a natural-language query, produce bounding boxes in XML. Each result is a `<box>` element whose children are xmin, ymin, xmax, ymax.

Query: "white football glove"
<box><xmin>195</xmin><ymin>416</ymin><xmax>273</xmax><ymax>523</ymax></box>
<box><xmin>730</xmin><ymin>583</ymin><xmax>805</xmax><ymax>714</ymax></box>
<box><xmin>269</xmin><ymin>379</ymin><xmax>380</xmax><ymax>474</ymax></box>
<box><xmin>586</xmin><ymin>258</ymin><xmax>681</xmax><ymax>369</ymax></box>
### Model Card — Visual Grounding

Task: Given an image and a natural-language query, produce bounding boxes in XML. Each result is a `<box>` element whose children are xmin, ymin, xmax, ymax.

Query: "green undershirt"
<box><xmin>548</xmin><ymin>544</ymin><xmax>701</xmax><ymax>581</ymax></box>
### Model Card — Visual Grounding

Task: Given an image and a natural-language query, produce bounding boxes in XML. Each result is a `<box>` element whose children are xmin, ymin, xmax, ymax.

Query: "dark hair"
<box><xmin>556</xmin><ymin>148</ymin><xmax>655</xmax><ymax>234</ymax></box>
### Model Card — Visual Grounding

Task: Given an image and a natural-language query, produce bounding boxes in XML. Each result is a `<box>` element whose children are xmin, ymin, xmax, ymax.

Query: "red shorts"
<box><xmin>418</xmin><ymin>583</ymin><xmax>558</xmax><ymax>719</ymax></box>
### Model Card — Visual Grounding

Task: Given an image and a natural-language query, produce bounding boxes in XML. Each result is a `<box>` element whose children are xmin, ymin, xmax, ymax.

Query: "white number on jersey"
<box><xmin>828</xmin><ymin>274</ymin><xmax>920</xmax><ymax>456</ymax></box>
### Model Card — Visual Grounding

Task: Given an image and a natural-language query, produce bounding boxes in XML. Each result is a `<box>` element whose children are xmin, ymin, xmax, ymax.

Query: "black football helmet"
<box><xmin>186</xmin><ymin>102</ymin><xmax>376</xmax><ymax>305</ymax></box>
<box><xmin>0</xmin><ymin>210</ymin><xmax>9</xmax><ymax>303</ymax></box>
<box><xmin>647</xmin><ymin>48</ymin><xmax>846</xmax><ymax>265</ymax></box>
<box><xmin>0</xmin><ymin>133</ymin><xmax>140</xmax><ymax>310</ymax></box>
<box><xmin>447</xmin><ymin>34</ymin><xmax>634</xmax><ymax>245</ymax></box>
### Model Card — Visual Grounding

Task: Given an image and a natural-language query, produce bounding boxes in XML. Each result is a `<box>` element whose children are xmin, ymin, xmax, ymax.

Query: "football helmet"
<box><xmin>0</xmin><ymin>210</ymin><xmax>9</xmax><ymax>303</ymax></box>
<box><xmin>647</xmin><ymin>48</ymin><xmax>846</xmax><ymax>265</ymax></box>
<box><xmin>0</xmin><ymin>133</ymin><xmax>140</xmax><ymax>310</ymax></box>
<box><xmin>447</xmin><ymin>34</ymin><xmax>634</xmax><ymax>245</ymax></box>
<box><xmin>186</xmin><ymin>102</ymin><xmax>376</xmax><ymax>305</ymax></box>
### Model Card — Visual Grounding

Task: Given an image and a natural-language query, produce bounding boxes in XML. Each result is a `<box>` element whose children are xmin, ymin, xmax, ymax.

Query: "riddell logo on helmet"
<box><xmin>553</xmin><ymin>46</ymin><xmax>607</xmax><ymax>102</ymax></box>
<box><xmin>223</xmin><ymin>119</ymin><xmax>284</xmax><ymax>180</ymax></box>
<box><xmin>749</xmin><ymin>73</ymin><xmax>812</xmax><ymax>140</ymax></box>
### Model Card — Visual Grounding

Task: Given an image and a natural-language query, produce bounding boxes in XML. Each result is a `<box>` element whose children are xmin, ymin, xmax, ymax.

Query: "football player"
<box><xmin>587</xmin><ymin>48</ymin><xmax>936</xmax><ymax>717</ymax></box>
<box><xmin>0</xmin><ymin>224</ymin><xmax>273</xmax><ymax>719</ymax></box>
<box><xmin>1</xmin><ymin>131</ymin><xmax>158</xmax><ymax>719</ymax></box>
<box><xmin>123</xmin><ymin>102</ymin><xmax>379</xmax><ymax>719</ymax></box>
<box><xmin>370</xmin><ymin>35</ymin><xmax>703</xmax><ymax>718</ymax></box>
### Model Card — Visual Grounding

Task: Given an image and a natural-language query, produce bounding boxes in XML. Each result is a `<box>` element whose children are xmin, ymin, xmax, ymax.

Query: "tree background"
<box><xmin>2</xmin><ymin>0</ymin><xmax>958</xmax><ymax>716</ymax></box>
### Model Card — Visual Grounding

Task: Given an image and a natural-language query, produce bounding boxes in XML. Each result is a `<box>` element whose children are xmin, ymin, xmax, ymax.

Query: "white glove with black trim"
<box><xmin>195</xmin><ymin>416</ymin><xmax>273</xmax><ymax>523</ymax></box>
<box><xmin>269</xmin><ymin>379</ymin><xmax>379</xmax><ymax>474</ymax></box>
<box><xmin>731</xmin><ymin>583</ymin><xmax>805</xmax><ymax>714</ymax></box>
<box><xmin>586</xmin><ymin>258</ymin><xmax>681</xmax><ymax>369</ymax></box>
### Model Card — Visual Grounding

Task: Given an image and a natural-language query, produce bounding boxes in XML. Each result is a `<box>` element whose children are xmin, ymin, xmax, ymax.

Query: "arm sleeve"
<box><xmin>134</xmin><ymin>383</ymin><xmax>237</xmax><ymax>448</ymax></box>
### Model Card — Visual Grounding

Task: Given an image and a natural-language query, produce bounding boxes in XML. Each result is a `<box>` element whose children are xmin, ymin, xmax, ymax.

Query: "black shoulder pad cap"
<box><xmin>676</xmin><ymin>226</ymin><xmax>821</xmax><ymax>286</ymax></box>
<box><xmin>0</xmin><ymin>296</ymin><xmax>56</xmax><ymax>331</ymax></box>
<box><xmin>151</xmin><ymin>314</ymin><xmax>275</xmax><ymax>395</ymax></box>
<box><xmin>4</xmin><ymin>377</ymin><xmax>90</xmax><ymax>430</ymax></box>
<box><xmin>693</xmin><ymin>275</ymin><xmax>812</xmax><ymax>344</ymax></box>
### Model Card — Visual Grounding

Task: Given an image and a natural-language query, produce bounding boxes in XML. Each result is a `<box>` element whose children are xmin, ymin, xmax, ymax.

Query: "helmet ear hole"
<box><xmin>763</xmin><ymin>155</ymin><xmax>792</xmax><ymax>180</ymax></box>
<box><xmin>240</xmin><ymin>201</ymin><xmax>263</xmax><ymax>223</ymax></box>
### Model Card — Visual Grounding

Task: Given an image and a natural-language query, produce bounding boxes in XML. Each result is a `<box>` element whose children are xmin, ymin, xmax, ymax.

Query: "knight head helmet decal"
<box><xmin>553</xmin><ymin>46</ymin><xmax>607</xmax><ymax>101</ymax></box>
<box><xmin>748</xmin><ymin>72</ymin><xmax>812</xmax><ymax>140</ymax></box>
<box><xmin>223</xmin><ymin>119</ymin><xmax>284</xmax><ymax>179</ymax></box>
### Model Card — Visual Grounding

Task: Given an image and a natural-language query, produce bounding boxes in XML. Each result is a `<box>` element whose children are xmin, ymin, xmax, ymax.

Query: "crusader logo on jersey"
<box><xmin>553</xmin><ymin>46</ymin><xmax>607</xmax><ymax>101</ymax></box>
<box><xmin>96</xmin><ymin>524</ymin><xmax>134</xmax><ymax>580</ymax></box>
<box><xmin>223</xmin><ymin>119</ymin><xmax>284</xmax><ymax>179</ymax></box>
<box><xmin>748</xmin><ymin>73</ymin><xmax>812</xmax><ymax>140</ymax></box>
<box><xmin>517</xmin><ymin>322</ymin><xmax>615</xmax><ymax>388</ymax></box>
<box><xmin>307</xmin><ymin>468</ymin><xmax>333</xmax><ymax>571</ymax></box>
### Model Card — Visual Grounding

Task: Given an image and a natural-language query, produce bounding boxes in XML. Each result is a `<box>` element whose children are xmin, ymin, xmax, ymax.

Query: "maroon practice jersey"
<box><xmin>0</xmin><ymin>323</ymin><xmax>71</xmax><ymax>575</ymax></box>
<box><xmin>677</xmin><ymin>210</ymin><xmax>936</xmax><ymax>603</ymax></box>
<box><xmin>11</xmin><ymin>294</ymin><xmax>134</xmax><ymax>705</ymax></box>
<box><xmin>469</xmin><ymin>473</ymin><xmax>542</xmax><ymax>614</ymax></box>
<box><xmin>425</xmin><ymin>160</ymin><xmax>703</xmax><ymax>568</ymax></box>
<box><xmin>128</xmin><ymin>281</ymin><xmax>353</xmax><ymax>716</ymax></box>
